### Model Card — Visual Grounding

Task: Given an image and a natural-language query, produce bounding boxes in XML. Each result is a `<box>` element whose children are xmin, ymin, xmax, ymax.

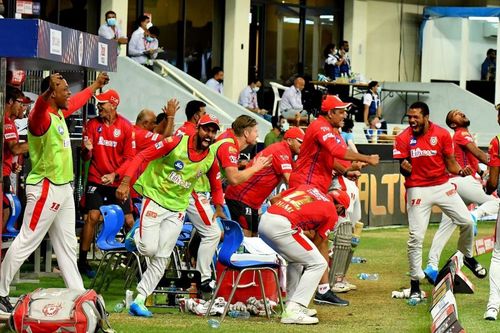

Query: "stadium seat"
<box><xmin>270</xmin><ymin>82</ymin><xmax>287</xmax><ymax>117</ymax></box>
<box><xmin>3</xmin><ymin>193</ymin><xmax>21</xmax><ymax>239</ymax></box>
<box><xmin>205</xmin><ymin>219</ymin><xmax>284</xmax><ymax>323</ymax></box>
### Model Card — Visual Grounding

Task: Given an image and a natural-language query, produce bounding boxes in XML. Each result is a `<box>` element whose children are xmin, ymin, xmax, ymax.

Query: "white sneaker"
<box><xmin>331</xmin><ymin>282</ymin><xmax>350</xmax><ymax>293</ymax></box>
<box><xmin>281</xmin><ymin>303</ymin><xmax>319</xmax><ymax>325</ymax></box>
<box><xmin>343</xmin><ymin>280</ymin><xmax>357</xmax><ymax>290</ymax></box>
<box><xmin>484</xmin><ymin>308</ymin><xmax>498</xmax><ymax>321</ymax></box>
<box><xmin>300</xmin><ymin>305</ymin><xmax>317</xmax><ymax>317</ymax></box>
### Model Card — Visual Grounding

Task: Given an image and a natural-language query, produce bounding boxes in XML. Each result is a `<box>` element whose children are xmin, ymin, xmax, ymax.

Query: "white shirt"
<box><xmin>98</xmin><ymin>23</ymin><xmax>125</xmax><ymax>40</ymax></box>
<box><xmin>363</xmin><ymin>92</ymin><xmax>380</xmax><ymax>107</ymax></box>
<box><xmin>128</xmin><ymin>31</ymin><xmax>159</xmax><ymax>65</ymax></box>
<box><xmin>280</xmin><ymin>86</ymin><xmax>303</xmax><ymax>111</ymax></box>
<box><xmin>238</xmin><ymin>86</ymin><xmax>258</xmax><ymax>109</ymax></box>
<box><xmin>206</xmin><ymin>78</ymin><xmax>223</xmax><ymax>94</ymax></box>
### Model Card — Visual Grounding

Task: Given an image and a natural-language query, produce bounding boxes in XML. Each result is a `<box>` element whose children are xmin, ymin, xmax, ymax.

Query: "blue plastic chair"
<box><xmin>205</xmin><ymin>219</ymin><xmax>284</xmax><ymax>323</ymax></box>
<box><xmin>3</xmin><ymin>194</ymin><xmax>21</xmax><ymax>238</ymax></box>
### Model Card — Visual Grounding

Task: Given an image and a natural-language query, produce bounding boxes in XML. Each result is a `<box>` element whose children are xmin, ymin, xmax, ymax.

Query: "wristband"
<box><xmin>167</xmin><ymin>116</ymin><xmax>175</xmax><ymax>119</ymax></box>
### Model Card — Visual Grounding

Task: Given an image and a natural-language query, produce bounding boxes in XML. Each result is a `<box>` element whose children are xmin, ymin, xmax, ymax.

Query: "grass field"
<box><xmin>1</xmin><ymin>222</ymin><xmax>498</xmax><ymax>333</ymax></box>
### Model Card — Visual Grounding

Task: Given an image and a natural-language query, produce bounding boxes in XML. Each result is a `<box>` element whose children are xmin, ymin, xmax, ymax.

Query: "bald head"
<box><xmin>136</xmin><ymin>109</ymin><xmax>157</xmax><ymax>131</ymax></box>
<box><xmin>294</xmin><ymin>77</ymin><xmax>305</xmax><ymax>91</ymax></box>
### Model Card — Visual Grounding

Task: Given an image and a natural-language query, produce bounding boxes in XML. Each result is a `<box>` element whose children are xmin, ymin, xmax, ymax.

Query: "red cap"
<box><xmin>284</xmin><ymin>127</ymin><xmax>305</xmax><ymax>142</ymax></box>
<box><xmin>198</xmin><ymin>114</ymin><xmax>220</xmax><ymax>130</ymax></box>
<box><xmin>95</xmin><ymin>89</ymin><xmax>120</xmax><ymax>106</ymax></box>
<box><xmin>20</xmin><ymin>96</ymin><xmax>33</xmax><ymax>104</ymax></box>
<box><xmin>7</xmin><ymin>70</ymin><xmax>26</xmax><ymax>88</ymax></box>
<box><xmin>328</xmin><ymin>189</ymin><xmax>350</xmax><ymax>210</ymax></box>
<box><xmin>320</xmin><ymin>95</ymin><xmax>351</xmax><ymax>113</ymax></box>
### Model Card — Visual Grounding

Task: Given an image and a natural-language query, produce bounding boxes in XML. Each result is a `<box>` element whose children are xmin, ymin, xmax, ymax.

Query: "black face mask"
<box><xmin>217</xmin><ymin>79</ymin><xmax>223</xmax><ymax>83</ymax></box>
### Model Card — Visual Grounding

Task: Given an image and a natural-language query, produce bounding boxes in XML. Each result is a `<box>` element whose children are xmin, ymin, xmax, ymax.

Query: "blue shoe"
<box><xmin>471</xmin><ymin>212</ymin><xmax>478</xmax><ymax>237</ymax></box>
<box><xmin>423</xmin><ymin>265</ymin><xmax>438</xmax><ymax>285</ymax></box>
<box><xmin>129</xmin><ymin>302</ymin><xmax>152</xmax><ymax>317</ymax></box>
<box><xmin>125</xmin><ymin>220</ymin><xmax>140</xmax><ymax>252</ymax></box>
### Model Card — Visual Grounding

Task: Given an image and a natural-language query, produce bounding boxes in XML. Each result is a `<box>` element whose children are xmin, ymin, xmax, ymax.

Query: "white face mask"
<box><xmin>377</xmin><ymin>86</ymin><xmax>382</xmax><ymax>94</ymax></box>
<box><xmin>252</xmin><ymin>87</ymin><xmax>260</xmax><ymax>93</ymax></box>
<box><xmin>375</xmin><ymin>122</ymin><xmax>382</xmax><ymax>129</ymax></box>
<box><xmin>146</xmin><ymin>22</ymin><xmax>153</xmax><ymax>29</ymax></box>
<box><xmin>280</xmin><ymin>121</ymin><xmax>290</xmax><ymax>132</ymax></box>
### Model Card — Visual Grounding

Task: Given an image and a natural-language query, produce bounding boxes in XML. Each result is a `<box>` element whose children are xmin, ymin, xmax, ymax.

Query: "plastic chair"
<box><xmin>270</xmin><ymin>82</ymin><xmax>288</xmax><ymax>117</ymax></box>
<box><xmin>3</xmin><ymin>194</ymin><xmax>21</xmax><ymax>238</ymax></box>
<box><xmin>205</xmin><ymin>219</ymin><xmax>284</xmax><ymax>323</ymax></box>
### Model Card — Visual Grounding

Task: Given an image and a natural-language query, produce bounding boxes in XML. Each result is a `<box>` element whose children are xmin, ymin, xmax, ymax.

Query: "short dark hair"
<box><xmin>148</xmin><ymin>26</ymin><xmax>160</xmax><ymax>37</ymax></box>
<box><xmin>248</xmin><ymin>77</ymin><xmax>261</xmax><ymax>85</ymax></box>
<box><xmin>232</xmin><ymin>115</ymin><xmax>257</xmax><ymax>136</ymax></box>
<box><xmin>185</xmin><ymin>100</ymin><xmax>206</xmax><ymax>120</ymax></box>
<box><xmin>342</xmin><ymin>118</ymin><xmax>354</xmax><ymax>132</ymax></box>
<box><xmin>211</xmin><ymin>66</ymin><xmax>223</xmax><ymax>78</ymax></box>
<box><xmin>323</xmin><ymin>43</ymin><xmax>336</xmax><ymax>58</ymax></box>
<box><xmin>445</xmin><ymin>110</ymin><xmax>456</xmax><ymax>127</ymax></box>
<box><xmin>105</xmin><ymin>11</ymin><xmax>116</xmax><ymax>18</ymax></box>
<box><xmin>409</xmin><ymin>101</ymin><xmax>429</xmax><ymax>117</ymax></box>
<box><xmin>271</xmin><ymin>115</ymin><xmax>280</xmax><ymax>129</ymax></box>
<box><xmin>137</xmin><ymin>15</ymin><xmax>150</xmax><ymax>25</ymax></box>
<box><xmin>340</xmin><ymin>40</ymin><xmax>349</xmax><ymax>47</ymax></box>
<box><xmin>156</xmin><ymin>113</ymin><xmax>165</xmax><ymax>124</ymax></box>
<box><xmin>6</xmin><ymin>85</ymin><xmax>23</xmax><ymax>104</ymax></box>
<box><xmin>368</xmin><ymin>81</ymin><xmax>378</xmax><ymax>90</ymax></box>
<box><xmin>41</xmin><ymin>75</ymin><xmax>50</xmax><ymax>93</ymax></box>
<box><xmin>487</xmin><ymin>48</ymin><xmax>496</xmax><ymax>56</ymax></box>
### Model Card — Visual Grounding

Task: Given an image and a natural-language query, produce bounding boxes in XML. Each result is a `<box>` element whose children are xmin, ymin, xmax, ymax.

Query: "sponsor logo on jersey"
<box><xmin>174</xmin><ymin>160</ymin><xmax>184</xmax><ymax>171</ymax></box>
<box><xmin>335</xmin><ymin>137</ymin><xmax>341</xmax><ymax>144</ymax></box>
<box><xmin>322</xmin><ymin>132</ymin><xmax>334</xmax><ymax>141</ymax></box>
<box><xmin>228</xmin><ymin>146</ymin><xmax>238</xmax><ymax>154</ymax></box>
<box><xmin>113</xmin><ymin>129</ymin><xmax>121</xmax><ymax>138</ymax></box>
<box><xmin>279</xmin><ymin>154</ymin><xmax>289</xmax><ymax>160</ymax></box>
<box><xmin>393</xmin><ymin>148</ymin><xmax>402</xmax><ymax>156</ymax></box>
<box><xmin>320</xmin><ymin>126</ymin><xmax>330</xmax><ymax>132</ymax></box>
<box><xmin>308</xmin><ymin>188</ymin><xmax>330</xmax><ymax>201</ymax></box>
<box><xmin>145</xmin><ymin>132</ymin><xmax>153</xmax><ymax>138</ymax></box>
<box><xmin>155</xmin><ymin>141</ymin><xmax>164</xmax><ymax>149</ymax></box>
<box><xmin>152</xmin><ymin>133</ymin><xmax>159</xmax><ymax>141</ymax></box>
<box><xmin>410</xmin><ymin>148</ymin><xmax>437</xmax><ymax>158</ymax></box>
<box><xmin>97</xmin><ymin>136</ymin><xmax>118</xmax><ymax>147</ymax></box>
<box><xmin>282</xmin><ymin>163</ymin><xmax>292</xmax><ymax>170</ymax></box>
<box><xmin>229</xmin><ymin>156</ymin><xmax>238</xmax><ymax>164</ymax></box>
<box><xmin>410</xmin><ymin>137</ymin><xmax>417</xmax><ymax>146</ymax></box>
<box><xmin>57</xmin><ymin>125</ymin><xmax>64</xmax><ymax>135</ymax></box>
<box><xmin>4</xmin><ymin>132</ymin><xmax>16</xmax><ymax>140</ymax></box>
<box><xmin>168</xmin><ymin>171</ymin><xmax>192</xmax><ymax>189</ymax></box>
<box><xmin>430</xmin><ymin>136</ymin><xmax>437</xmax><ymax>146</ymax></box>
<box><xmin>97</xmin><ymin>126</ymin><xmax>102</xmax><ymax>133</ymax></box>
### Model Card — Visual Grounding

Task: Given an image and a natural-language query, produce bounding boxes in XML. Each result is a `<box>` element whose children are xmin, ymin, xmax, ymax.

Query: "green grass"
<box><xmin>1</xmin><ymin>222</ymin><xmax>499</xmax><ymax>332</ymax></box>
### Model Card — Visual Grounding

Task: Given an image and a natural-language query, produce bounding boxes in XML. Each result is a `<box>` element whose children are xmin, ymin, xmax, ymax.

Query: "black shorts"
<box><xmin>226</xmin><ymin>199</ymin><xmax>259</xmax><ymax>233</ymax></box>
<box><xmin>3</xmin><ymin>176</ymin><xmax>11</xmax><ymax>209</ymax></box>
<box><xmin>85</xmin><ymin>182</ymin><xmax>131</xmax><ymax>214</ymax></box>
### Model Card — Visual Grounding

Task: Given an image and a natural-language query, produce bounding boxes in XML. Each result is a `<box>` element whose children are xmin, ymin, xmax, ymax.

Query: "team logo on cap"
<box><xmin>57</xmin><ymin>125</ymin><xmax>64</xmax><ymax>135</ymax></box>
<box><xmin>208</xmin><ymin>114</ymin><xmax>217</xmax><ymax>121</ymax></box>
<box><xmin>110</xmin><ymin>96</ymin><xmax>119</xmax><ymax>105</ymax></box>
<box><xmin>174</xmin><ymin>160</ymin><xmax>184</xmax><ymax>171</ymax></box>
<box><xmin>430</xmin><ymin>136</ymin><xmax>437</xmax><ymax>146</ymax></box>
<box><xmin>113</xmin><ymin>129</ymin><xmax>121</xmax><ymax>138</ymax></box>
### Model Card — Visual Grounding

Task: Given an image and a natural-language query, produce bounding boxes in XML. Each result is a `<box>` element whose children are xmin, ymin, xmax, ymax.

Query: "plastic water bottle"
<box><xmin>125</xmin><ymin>290</ymin><xmax>134</xmax><ymax>309</ymax></box>
<box><xmin>207</xmin><ymin>319</ymin><xmax>220</xmax><ymax>329</ymax></box>
<box><xmin>357</xmin><ymin>273</ymin><xmax>379</xmax><ymax>280</ymax></box>
<box><xmin>168</xmin><ymin>281</ymin><xmax>176</xmax><ymax>306</ymax></box>
<box><xmin>407</xmin><ymin>298</ymin><xmax>425</xmax><ymax>306</ymax></box>
<box><xmin>113</xmin><ymin>301</ymin><xmax>124</xmax><ymax>313</ymax></box>
<box><xmin>351</xmin><ymin>256</ymin><xmax>367</xmax><ymax>264</ymax></box>
<box><xmin>228</xmin><ymin>310</ymin><xmax>251</xmax><ymax>319</ymax></box>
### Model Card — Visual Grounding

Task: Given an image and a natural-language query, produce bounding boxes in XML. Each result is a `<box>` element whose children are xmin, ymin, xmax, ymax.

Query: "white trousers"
<box><xmin>427</xmin><ymin>176</ymin><xmax>499</xmax><ymax>268</ymax></box>
<box><xmin>258</xmin><ymin>212</ymin><xmax>327</xmax><ymax>307</ymax></box>
<box><xmin>0</xmin><ymin>179</ymin><xmax>83</xmax><ymax>296</ymax></box>
<box><xmin>487</xmin><ymin>204</ymin><xmax>500</xmax><ymax>311</ymax></box>
<box><xmin>135</xmin><ymin>198</ymin><xmax>185</xmax><ymax>297</ymax></box>
<box><xmin>185</xmin><ymin>192</ymin><xmax>220</xmax><ymax>282</ymax></box>
<box><xmin>406</xmin><ymin>181</ymin><xmax>473</xmax><ymax>280</ymax></box>
<box><xmin>342</xmin><ymin>176</ymin><xmax>361</xmax><ymax>224</ymax></box>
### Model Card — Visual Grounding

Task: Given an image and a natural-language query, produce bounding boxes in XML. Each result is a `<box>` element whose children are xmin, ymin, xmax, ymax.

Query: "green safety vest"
<box><xmin>193</xmin><ymin>138</ymin><xmax>233</xmax><ymax>192</ymax></box>
<box><xmin>27</xmin><ymin>110</ymin><xmax>73</xmax><ymax>185</ymax></box>
<box><xmin>134</xmin><ymin>135</ymin><xmax>217</xmax><ymax>211</ymax></box>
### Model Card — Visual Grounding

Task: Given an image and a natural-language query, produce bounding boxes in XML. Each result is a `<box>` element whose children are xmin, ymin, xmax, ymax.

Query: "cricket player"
<box><xmin>393</xmin><ymin>101</ymin><xmax>483</xmax><ymax>301</ymax></box>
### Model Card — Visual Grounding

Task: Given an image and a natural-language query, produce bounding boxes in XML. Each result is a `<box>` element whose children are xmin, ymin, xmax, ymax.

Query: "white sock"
<box><xmin>135</xmin><ymin>293</ymin><xmax>146</xmax><ymax>305</ymax></box>
<box><xmin>317</xmin><ymin>284</ymin><xmax>329</xmax><ymax>295</ymax></box>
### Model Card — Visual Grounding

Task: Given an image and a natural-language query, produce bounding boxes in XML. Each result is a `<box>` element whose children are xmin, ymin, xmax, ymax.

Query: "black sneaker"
<box><xmin>0</xmin><ymin>296</ymin><xmax>14</xmax><ymax>314</ymax></box>
<box><xmin>464</xmin><ymin>256</ymin><xmax>488</xmax><ymax>279</ymax></box>
<box><xmin>313</xmin><ymin>290</ymin><xmax>349</xmax><ymax>306</ymax></box>
<box><xmin>78</xmin><ymin>261</ymin><xmax>96</xmax><ymax>279</ymax></box>
<box><xmin>200</xmin><ymin>279</ymin><xmax>215</xmax><ymax>293</ymax></box>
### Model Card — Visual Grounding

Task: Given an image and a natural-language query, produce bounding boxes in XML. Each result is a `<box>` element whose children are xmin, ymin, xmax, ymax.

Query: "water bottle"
<box><xmin>168</xmin><ymin>281</ymin><xmax>176</xmax><ymax>306</ymax></box>
<box><xmin>125</xmin><ymin>290</ymin><xmax>134</xmax><ymax>309</ymax></box>
<box><xmin>228</xmin><ymin>310</ymin><xmax>251</xmax><ymax>319</ymax></box>
<box><xmin>207</xmin><ymin>319</ymin><xmax>221</xmax><ymax>329</ymax></box>
<box><xmin>407</xmin><ymin>298</ymin><xmax>425</xmax><ymax>306</ymax></box>
<box><xmin>351</xmin><ymin>256</ymin><xmax>367</xmax><ymax>264</ymax></box>
<box><xmin>113</xmin><ymin>301</ymin><xmax>124</xmax><ymax>313</ymax></box>
<box><xmin>187</xmin><ymin>282</ymin><xmax>198</xmax><ymax>298</ymax></box>
<box><xmin>357</xmin><ymin>273</ymin><xmax>379</xmax><ymax>280</ymax></box>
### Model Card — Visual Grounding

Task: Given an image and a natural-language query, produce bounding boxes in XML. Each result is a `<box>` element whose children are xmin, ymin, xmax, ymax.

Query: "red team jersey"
<box><xmin>393</xmin><ymin>122</ymin><xmax>453</xmax><ymax>188</ymax></box>
<box><xmin>452</xmin><ymin>127</ymin><xmax>479</xmax><ymax>176</ymax></box>
<box><xmin>225</xmin><ymin>140</ymin><xmax>293</xmax><ymax>209</ymax></box>
<box><xmin>130</xmin><ymin>125</ymin><xmax>163</xmax><ymax>191</ymax></box>
<box><xmin>267</xmin><ymin>184</ymin><xmax>338</xmax><ymax>239</ymax></box>
<box><xmin>82</xmin><ymin>115</ymin><xmax>136</xmax><ymax>187</ymax></box>
<box><xmin>3</xmin><ymin>116</ymin><xmax>19</xmax><ymax>177</ymax></box>
<box><xmin>334</xmin><ymin>130</ymin><xmax>351</xmax><ymax>170</ymax></box>
<box><xmin>289</xmin><ymin>117</ymin><xmax>348</xmax><ymax>194</ymax></box>
<box><xmin>174</xmin><ymin>121</ymin><xmax>197</xmax><ymax>137</ymax></box>
<box><xmin>216</xmin><ymin>129</ymin><xmax>240</xmax><ymax>169</ymax></box>
<box><xmin>488</xmin><ymin>135</ymin><xmax>500</xmax><ymax>168</ymax></box>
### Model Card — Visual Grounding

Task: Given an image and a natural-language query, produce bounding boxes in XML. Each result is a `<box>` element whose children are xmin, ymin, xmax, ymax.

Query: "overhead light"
<box><xmin>283</xmin><ymin>17</ymin><xmax>314</xmax><ymax>25</ymax></box>
<box><xmin>320</xmin><ymin>15</ymin><xmax>334</xmax><ymax>21</ymax></box>
<box><xmin>469</xmin><ymin>16</ymin><xmax>499</xmax><ymax>23</ymax></box>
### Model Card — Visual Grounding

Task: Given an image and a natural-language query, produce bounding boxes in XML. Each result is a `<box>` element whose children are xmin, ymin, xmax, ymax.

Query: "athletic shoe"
<box><xmin>281</xmin><ymin>303</ymin><xmax>318</xmax><ymax>325</ymax></box>
<box><xmin>300</xmin><ymin>306</ymin><xmax>317</xmax><ymax>317</ymax></box>
<box><xmin>0</xmin><ymin>296</ymin><xmax>14</xmax><ymax>314</ymax></box>
<box><xmin>313</xmin><ymin>290</ymin><xmax>349</xmax><ymax>306</ymax></box>
<box><xmin>125</xmin><ymin>220</ymin><xmax>140</xmax><ymax>252</ymax></box>
<box><xmin>331</xmin><ymin>282</ymin><xmax>350</xmax><ymax>293</ymax></box>
<box><xmin>200</xmin><ymin>279</ymin><xmax>216</xmax><ymax>293</ymax></box>
<box><xmin>78</xmin><ymin>262</ymin><xmax>96</xmax><ymax>279</ymax></box>
<box><xmin>423</xmin><ymin>265</ymin><xmax>438</xmax><ymax>285</ymax></box>
<box><xmin>129</xmin><ymin>302</ymin><xmax>153</xmax><ymax>317</ymax></box>
<box><xmin>343</xmin><ymin>280</ymin><xmax>357</xmax><ymax>290</ymax></box>
<box><xmin>484</xmin><ymin>308</ymin><xmax>498</xmax><ymax>321</ymax></box>
<box><xmin>471</xmin><ymin>212</ymin><xmax>478</xmax><ymax>236</ymax></box>
<box><xmin>463</xmin><ymin>256</ymin><xmax>488</xmax><ymax>279</ymax></box>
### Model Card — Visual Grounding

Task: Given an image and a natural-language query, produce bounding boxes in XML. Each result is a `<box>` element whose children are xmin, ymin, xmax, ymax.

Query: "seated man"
<box><xmin>259</xmin><ymin>185</ymin><xmax>349</xmax><ymax>325</ymax></box>
<box><xmin>280</xmin><ymin>77</ymin><xmax>308</xmax><ymax>122</ymax></box>
<box><xmin>238</xmin><ymin>78</ymin><xmax>271</xmax><ymax>121</ymax></box>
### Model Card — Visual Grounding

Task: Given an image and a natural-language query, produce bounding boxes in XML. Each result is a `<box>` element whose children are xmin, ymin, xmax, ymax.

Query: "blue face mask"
<box><xmin>145</xmin><ymin>36</ymin><xmax>154</xmax><ymax>42</ymax></box>
<box><xmin>107</xmin><ymin>18</ymin><xmax>116</xmax><ymax>26</ymax></box>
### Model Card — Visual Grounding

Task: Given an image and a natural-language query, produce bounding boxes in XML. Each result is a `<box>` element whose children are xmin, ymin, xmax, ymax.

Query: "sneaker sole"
<box><xmin>128</xmin><ymin>310</ymin><xmax>153</xmax><ymax>317</ymax></box>
<box><xmin>313</xmin><ymin>298</ymin><xmax>349</xmax><ymax>306</ymax></box>
<box><xmin>281</xmin><ymin>318</ymin><xmax>318</xmax><ymax>324</ymax></box>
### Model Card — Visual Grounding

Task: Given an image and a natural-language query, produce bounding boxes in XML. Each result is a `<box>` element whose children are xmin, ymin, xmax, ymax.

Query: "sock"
<box><xmin>410</xmin><ymin>279</ymin><xmax>420</xmax><ymax>294</ymax></box>
<box><xmin>317</xmin><ymin>284</ymin><xmax>329</xmax><ymax>295</ymax></box>
<box><xmin>135</xmin><ymin>293</ymin><xmax>146</xmax><ymax>305</ymax></box>
<box><xmin>79</xmin><ymin>250</ymin><xmax>88</xmax><ymax>265</ymax></box>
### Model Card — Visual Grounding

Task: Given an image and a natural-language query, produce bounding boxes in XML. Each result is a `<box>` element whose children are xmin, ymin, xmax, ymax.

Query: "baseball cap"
<box><xmin>95</xmin><ymin>89</ymin><xmax>120</xmax><ymax>107</ymax></box>
<box><xmin>284</xmin><ymin>127</ymin><xmax>305</xmax><ymax>142</ymax></box>
<box><xmin>320</xmin><ymin>95</ymin><xmax>351</xmax><ymax>113</ymax></box>
<box><xmin>328</xmin><ymin>189</ymin><xmax>350</xmax><ymax>210</ymax></box>
<box><xmin>198</xmin><ymin>114</ymin><xmax>220</xmax><ymax>130</ymax></box>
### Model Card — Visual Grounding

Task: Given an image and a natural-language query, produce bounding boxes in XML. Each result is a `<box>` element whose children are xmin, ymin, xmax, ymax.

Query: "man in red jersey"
<box><xmin>259</xmin><ymin>185</ymin><xmax>350</xmax><ymax>325</ymax></box>
<box><xmin>424</xmin><ymin>109</ymin><xmax>495</xmax><ymax>283</ymax></box>
<box><xmin>0</xmin><ymin>73</ymin><xmax>109</xmax><ymax>314</ymax></box>
<box><xmin>393</xmin><ymin>101</ymin><xmax>481</xmax><ymax>302</ymax></box>
<box><xmin>78</xmin><ymin>89</ymin><xmax>136</xmax><ymax>277</ymax></box>
<box><xmin>225</xmin><ymin>126</ymin><xmax>304</xmax><ymax>236</ymax></box>
<box><xmin>2</xmin><ymin>86</ymin><xmax>29</xmax><ymax>228</ymax></box>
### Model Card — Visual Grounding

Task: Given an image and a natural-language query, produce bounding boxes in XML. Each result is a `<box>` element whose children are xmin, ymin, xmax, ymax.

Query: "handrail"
<box><xmin>154</xmin><ymin>60</ymin><xmax>232</xmax><ymax>120</ymax></box>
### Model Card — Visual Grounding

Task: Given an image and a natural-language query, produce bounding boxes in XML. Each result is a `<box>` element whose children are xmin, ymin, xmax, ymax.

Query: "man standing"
<box><xmin>424</xmin><ymin>109</ymin><xmax>496</xmax><ymax>282</ymax></box>
<box><xmin>337</xmin><ymin>40</ymin><xmax>351</xmax><ymax>77</ymax></box>
<box><xmin>259</xmin><ymin>185</ymin><xmax>350</xmax><ymax>325</ymax></box>
<box><xmin>225</xmin><ymin>127</ymin><xmax>304</xmax><ymax>236</ymax></box>
<box><xmin>481</xmin><ymin>48</ymin><xmax>496</xmax><ymax>81</ymax></box>
<box><xmin>205</xmin><ymin>67</ymin><xmax>224</xmax><ymax>94</ymax></box>
<box><xmin>116</xmin><ymin>114</ymin><xmax>225</xmax><ymax>317</ymax></box>
<box><xmin>78</xmin><ymin>89</ymin><xmax>136</xmax><ymax>277</ymax></box>
<box><xmin>393</xmin><ymin>101</ymin><xmax>482</xmax><ymax>302</ymax></box>
<box><xmin>98</xmin><ymin>10</ymin><xmax>128</xmax><ymax>52</ymax></box>
<box><xmin>0</xmin><ymin>72</ymin><xmax>109</xmax><ymax>314</ymax></box>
